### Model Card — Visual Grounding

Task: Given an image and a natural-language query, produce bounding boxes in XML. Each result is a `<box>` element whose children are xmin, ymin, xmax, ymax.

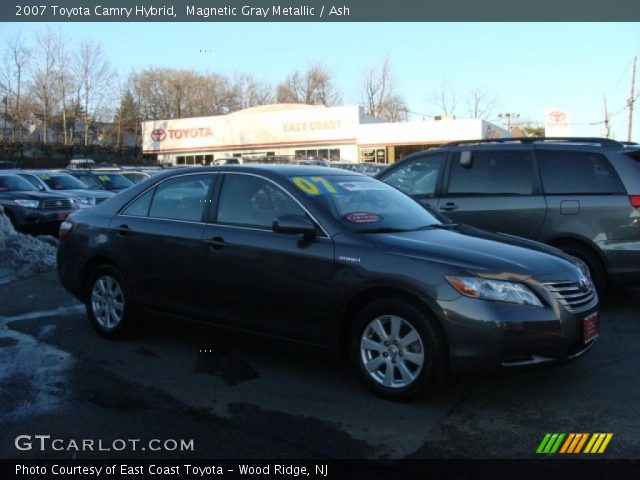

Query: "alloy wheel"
<box><xmin>360</xmin><ymin>315</ymin><xmax>425</xmax><ymax>389</ymax></box>
<box><xmin>90</xmin><ymin>275</ymin><xmax>125</xmax><ymax>330</ymax></box>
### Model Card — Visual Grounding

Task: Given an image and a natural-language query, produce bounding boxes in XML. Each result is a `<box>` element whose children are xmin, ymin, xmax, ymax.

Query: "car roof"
<box><xmin>69</xmin><ymin>170</ymin><xmax>123</xmax><ymax>175</ymax></box>
<box><xmin>167</xmin><ymin>165</ymin><xmax>363</xmax><ymax>178</ymax></box>
<box><xmin>20</xmin><ymin>170</ymin><xmax>72</xmax><ymax>175</ymax></box>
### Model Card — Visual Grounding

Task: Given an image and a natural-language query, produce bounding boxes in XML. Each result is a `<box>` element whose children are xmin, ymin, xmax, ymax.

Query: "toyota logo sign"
<box><xmin>548</xmin><ymin>110</ymin><xmax>566</xmax><ymax>123</ymax></box>
<box><xmin>151</xmin><ymin>129</ymin><xmax>166</xmax><ymax>142</ymax></box>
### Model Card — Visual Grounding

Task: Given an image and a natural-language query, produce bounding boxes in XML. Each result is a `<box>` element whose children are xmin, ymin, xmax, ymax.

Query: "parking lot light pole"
<box><xmin>498</xmin><ymin>112</ymin><xmax>520</xmax><ymax>131</ymax></box>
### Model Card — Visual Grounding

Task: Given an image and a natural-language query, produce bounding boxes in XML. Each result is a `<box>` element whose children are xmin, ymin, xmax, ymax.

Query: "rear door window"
<box><xmin>148</xmin><ymin>174</ymin><xmax>214</xmax><ymax>222</ymax></box>
<box><xmin>122</xmin><ymin>189</ymin><xmax>154</xmax><ymax>217</ymax></box>
<box><xmin>537</xmin><ymin>150</ymin><xmax>625</xmax><ymax>194</ymax></box>
<box><xmin>447</xmin><ymin>150</ymin><xmax>535</xmax><ymax>195</ymax></box>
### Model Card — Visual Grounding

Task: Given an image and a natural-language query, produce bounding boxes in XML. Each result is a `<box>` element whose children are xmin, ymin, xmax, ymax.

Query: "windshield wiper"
<box><xmin>356</xmin><ymin>223</ymin><xmax>459</xmax><ymax>234</ymax></box>
<box><xmin>409</xmin><ymin>223</ymin><xmax>459</xmax><ymax>231</ymax></box>
<box><xmin>355</xmin><ymin>227</ymin><xmax>412</xmax><ymax>234</ymax></box>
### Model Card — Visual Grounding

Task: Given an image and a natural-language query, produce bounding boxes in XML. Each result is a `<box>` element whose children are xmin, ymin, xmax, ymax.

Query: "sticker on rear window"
<box><xmin>98</xmin><ymin>175</ymin><xmax>110</xmax><ymax>181</ymax></box>
<box><xmin>342</xmin><ymin>212</ymin><xmax>382</xmax><ymax>224</ymax></box>
<box><xmin>37</xmin><ymin>173</ymin><xmax>50</xmax><ymax>180</ymax></box>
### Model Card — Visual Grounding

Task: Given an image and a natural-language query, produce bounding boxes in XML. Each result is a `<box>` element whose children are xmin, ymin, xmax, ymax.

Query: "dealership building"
<box><xmin>141</xmin><ymin>103</ymin><xmax>511</xmax><ymax>166</ymax></box>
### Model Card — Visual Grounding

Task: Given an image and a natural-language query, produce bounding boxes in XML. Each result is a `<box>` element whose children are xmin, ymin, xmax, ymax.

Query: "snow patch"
<box><xmin>0</xmin><ymin>320</ymin><xmax>74</xmax><ymax>420</ymax></box>
<box><xmin>0</xmin><ymin>206</ymin><xmax>58</xmax><ymax>284</ymax></box>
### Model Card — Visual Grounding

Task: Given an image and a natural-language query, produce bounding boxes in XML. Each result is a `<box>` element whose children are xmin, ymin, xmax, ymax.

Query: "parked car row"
<box><xmin>0</xmin><ymin>174</ymin><xmax>74</xmax><ymax>235</ymax></box>
<box><xmin>0</xmin><ymin>166</ymin><xmax>159</xmax><ymax>234</ymax></box>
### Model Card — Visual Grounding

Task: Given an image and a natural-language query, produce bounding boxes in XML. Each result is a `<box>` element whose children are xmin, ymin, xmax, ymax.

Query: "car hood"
<box><xmin>0</xmin><ymin>191</ymin><xmax>65</xmax><ymax>201</ymax></box>
<box><xmin>54</xmin><ymin>189</ymin><xmax>114</xmax><ymax>199</ymax></box>
<box><xmin>367</xmin><ymin>224</ymin><xmax>580</xmax><ymax>280</ymax></box>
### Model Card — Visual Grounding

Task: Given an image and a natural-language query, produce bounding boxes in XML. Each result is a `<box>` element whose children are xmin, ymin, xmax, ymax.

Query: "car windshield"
<box><xmin>71</xmin><ymin>174</ymin><xmax>102</xmax><ymax>188</ymax></box>
<box><xmin>122</xmin><ymin>172</ymin><xmax>147</xmax><ymax>183</ymax></box>
<box><xmin>288</xmin><ymin>174</ymin><xmax>441</xmax><ymax>233</ymax></box>
<box><xmin>93</xmin><ymin>173</ymin><xmax>133</xmax><ymax>190</ymax></box>
<box><xmin>38</xmin><ymin>173</ymin><xmax>89</xmax><ymax>190</ymax></box>
<box><xmin>0</xmin><ymin>175</ymin><xmax>39</xmax><ymax>192</ymax></box>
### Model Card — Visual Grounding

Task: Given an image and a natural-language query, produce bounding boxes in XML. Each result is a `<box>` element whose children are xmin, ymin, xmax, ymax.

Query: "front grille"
<box><xmin>543</xmin><ymin>281</ymin><xmax>597</xmax><ymax>313</ymax></box>
<box><xmin>42</xmin><ymin>198</ymin><xmax>72</xmax><ymax>210</ymax></box>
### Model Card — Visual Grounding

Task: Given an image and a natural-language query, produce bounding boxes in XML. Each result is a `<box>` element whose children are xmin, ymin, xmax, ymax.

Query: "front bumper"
<box><xmin>10</xmin><ymin>206</ymin><xmax>73</xmax><ymax>233</ymax></box>
<box><xmin>437</xmin><ymin>294</ymin><xmax>599</xmax><ymax>373</ymax></box>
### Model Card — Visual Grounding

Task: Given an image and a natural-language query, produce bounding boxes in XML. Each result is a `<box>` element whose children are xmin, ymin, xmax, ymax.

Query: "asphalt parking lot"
<box><xmin>0</xmin><ymin>271</ymin><xmax>638</xmax><ymax>459</ymax></box>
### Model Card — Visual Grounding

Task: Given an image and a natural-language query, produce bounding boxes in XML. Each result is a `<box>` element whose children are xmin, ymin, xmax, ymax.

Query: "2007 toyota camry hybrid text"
<box><xmin>57</xmin><ymin>166</ymin><xmax>600</xmax><ymax>400</ymax></box>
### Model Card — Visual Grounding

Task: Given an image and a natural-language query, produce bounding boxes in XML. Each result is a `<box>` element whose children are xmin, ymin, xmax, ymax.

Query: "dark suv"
<box><xmin>377</xmin><ymin>138</ymin><xmax>640</xmax><ymax>292</ymax></box>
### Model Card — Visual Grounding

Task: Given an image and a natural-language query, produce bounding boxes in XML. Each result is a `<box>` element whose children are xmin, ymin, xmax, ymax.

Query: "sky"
<box><xmin>1</xmin><ymin>22</ymin><xmax>639</xmax><ymax>141</ymax></box>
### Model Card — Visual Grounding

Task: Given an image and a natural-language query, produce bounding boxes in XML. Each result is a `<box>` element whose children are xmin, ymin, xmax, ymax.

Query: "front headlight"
<box><xmin>74</xmin><ymin>196</ymin><xmax>95</xmax><ymax>207</ymax></box>
<box><xmin>446</xmin><ymin>276</ymin><xmax>543</xmax><ymax>307</ymax></box>
<box><xmin>14</xmin><ymin>199</ymin><xmax>40</xmax><ymax>208</ymax></box>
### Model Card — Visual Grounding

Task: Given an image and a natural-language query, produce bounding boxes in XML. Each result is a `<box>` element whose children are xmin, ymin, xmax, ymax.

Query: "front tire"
<box><xmin>85</xmin><ymin>265</ymin><xmax>138</xmax><ymax>339</ymax></box>
<box><xmin>351</xmin><ymin>296</ymin><xmax>445</xmax><ymax>401</ymax></box>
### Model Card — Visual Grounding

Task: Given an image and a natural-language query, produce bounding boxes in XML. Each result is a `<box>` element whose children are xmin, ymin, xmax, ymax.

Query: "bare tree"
<box><xmin>361</xmin><ymin>56</ymin><xmax>407</xmax><ymax>121</ymax></box>
<box><xmin>229</xmin><ymin>72</ymin><xmax>273</xmax><ymax>111</ymax></box>
<box><xmin>30</xmin><ymin>28</ymin><xmax>60</xmax><ymax>144</ymax></box>
<box><xmin>74</xmin><ymin>40</ymin><xmax>113</xmax><ymax>146</ymax></box>
<box><xmin>466</xmin><ymin>87</ymin><xmax>498</xmax><ymax>119</ymax></box>
<box><xmin>1</xmin><ymin>35</ymin><xmax>30</xmax><ymax>141</ymax></box>
<box><xmin>52</xmin><ymin>30</ymin><xmax>73</xmax><ymax>145</ymax></box>
<box><xmin>432</xmin><ymin>82</ymin><xmax>458</xmax><ymax>117</ymax></box>
<box><xmin>276</xmin><ymin>63</ymin><xmax>341</xmax><ymax>106</ymax></box>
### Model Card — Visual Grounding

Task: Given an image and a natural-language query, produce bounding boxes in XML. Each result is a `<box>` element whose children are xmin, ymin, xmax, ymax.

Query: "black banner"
<box><xmin>3</xmin><ymin>459</ymin><xmax>640</xmax><ymax>480</ymax></box>
<box><xmin>2</xmin><ymin>0</ymin><xmax>640</xmax><ymax>22</ymax></box>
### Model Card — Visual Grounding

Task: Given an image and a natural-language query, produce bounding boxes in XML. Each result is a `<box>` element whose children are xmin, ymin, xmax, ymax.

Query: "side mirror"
<box><xmin>272</xmin><ymin>214</ymin><xmax>317</xmax><ymax>237</ymax></box>
<box><xmin>460</xmin><ymin>151</ymin><xmax>473</xmax><ymax>169</ymax></box>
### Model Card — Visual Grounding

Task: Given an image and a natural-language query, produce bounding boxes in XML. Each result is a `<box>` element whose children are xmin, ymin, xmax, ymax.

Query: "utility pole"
<box><xmin>628</xmin><ymin>56</ymin><xmax>637</xmax><ymax>142</ymax></box>
<box><xmin>603</xmin><ymin>94</ymin><xmax>610</xmax><ymax>138</ymax></box>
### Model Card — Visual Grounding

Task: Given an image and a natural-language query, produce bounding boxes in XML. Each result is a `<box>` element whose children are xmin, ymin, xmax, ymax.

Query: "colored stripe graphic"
<box><xmin>574</xmin><ymin>433</ymin><xmax>589</xmax><ymax>453</ymax></box>
<box><xmin>584</xmin><ymin>433</ymin><xmax>614</xmax><ymax>454</ymax></box>
<box><xmin>559</xmin><ymin>433</ymin><xmax>575</xmax><ymax>453</ymax></box>
<box><xmin>540</xmin><ymin>433</ymin><xmax>614</xmax><ymax>454</ymax></box>
<box><xmin>537</xmin><ymin>433</ymin><xmax>565</xmax><ymax>454</ymax></box>
<box><xmin>536</xmin><ymin>433</ymin><xmax>552</xmax><ymax>453</ymax></box>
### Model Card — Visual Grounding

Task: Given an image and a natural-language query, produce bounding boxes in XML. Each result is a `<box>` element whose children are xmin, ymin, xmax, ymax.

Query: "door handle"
<box><xmin>115</xmin><ymin>224</ymin><xmax>131</xmax><ymax>236</ymax></box>
<box><xmin>205</xmin><ymin>236</ymin><xmax>228</xmax><ymax>250</ymax></box>
<box><xmin>440</xmin><ymin>203</ymin><xmax>459</xmax><ymax>212</ymax></box>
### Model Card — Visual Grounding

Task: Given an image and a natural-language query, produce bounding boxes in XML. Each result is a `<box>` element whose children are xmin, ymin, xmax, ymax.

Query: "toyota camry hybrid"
<box><xmin>57</xmin><ymin>166</ymin><xmax>600</xmax><ymax>400</ymax></box>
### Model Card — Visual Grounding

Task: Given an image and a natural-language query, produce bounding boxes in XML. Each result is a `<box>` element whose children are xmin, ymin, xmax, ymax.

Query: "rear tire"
<box><xmin>350</xmin><ymin>296</ymin><xmax>445</xmax><ymax>401</ymax></box>
<box><xmin>85</xmin><ymin>265</ymin><xmax>139</xmax><ymax>339</ymax></box>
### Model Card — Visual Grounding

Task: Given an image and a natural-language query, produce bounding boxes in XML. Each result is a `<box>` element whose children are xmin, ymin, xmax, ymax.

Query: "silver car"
<box><xmin>16</xmin><ymin>170</ymin><xmax>114</xmax><ymax>209</ymax></box>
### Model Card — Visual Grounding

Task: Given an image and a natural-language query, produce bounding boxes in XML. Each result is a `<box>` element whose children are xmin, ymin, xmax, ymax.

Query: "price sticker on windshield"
<box><xmin>98</xmin><ymin>175</ymin><xmax>110</xmax><ymax>181</ymax></box>
<box><xmin>37</xmin><ymin>173</ymin><xmax>51</xmax><ymax>180</ymax></box>
<box><xmin>338</xmin><ymin>181</ymin><xmax>387</xmax><ymax>191</ymax></box>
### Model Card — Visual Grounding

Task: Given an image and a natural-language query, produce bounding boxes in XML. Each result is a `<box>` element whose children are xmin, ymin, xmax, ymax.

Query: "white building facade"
<box><xmin>141</xmin><ymin>103</ymin><xmax>511</xmax><ymax>166</ymax></box>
